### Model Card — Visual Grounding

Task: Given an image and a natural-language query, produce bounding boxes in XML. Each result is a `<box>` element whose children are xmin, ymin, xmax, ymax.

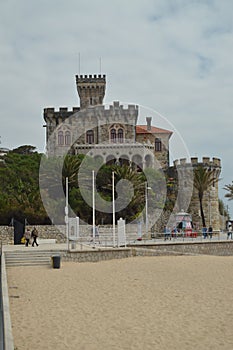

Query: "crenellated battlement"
<box><xmin>173</xmin><ymin>157</ymin><xmax>221</xmax><ymax>168</ymax></box>
<box><xmin>44</xmin><ymin>107</ymin><xmax>80</xmax><ymax>114</ymax></box>
<box><xmin>76</xmin><ymin>73</ymin><xmax>106</xmax><ymax>109</ymax></box>
<box><xmin>76</xmin><ymin>74</ymin><xmax>106</xmax><ymax>84</ymax></box>
<box><xmin>44</xmin><ymin>102</ymin><xmax>138</xmax><ymax>118</ymax></box>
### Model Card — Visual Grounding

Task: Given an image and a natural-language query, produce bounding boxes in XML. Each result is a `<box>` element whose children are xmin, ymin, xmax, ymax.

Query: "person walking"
<box><xmin>164</xmin><ymin>226</ymin><xmax>171</xmax><ymax>241</ymax></box>
<box><xmin>208</xmin><ymin>226</ymin><xmax>213</xmax><ymax>239</ymax></box>
<box><xmin>202</xmin><ymin>226</ymin><xmax>208</xmax><ymax>239</ymax></box>
<box><xmin>227</xmin><ymin>225</ymin><xmax>232</xmax><ymax>240</ymax></box>
<box><xmin>24</xmin><ymin>228</ymin><xmax>31</xmax><ymax>247</ymax></box>
<box><xmin>31</xmin><ymin>227</ymin><xmax>39</xmax><ymax>247</ymax></box>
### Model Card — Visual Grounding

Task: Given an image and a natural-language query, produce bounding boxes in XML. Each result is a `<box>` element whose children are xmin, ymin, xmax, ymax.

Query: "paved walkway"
<box><xmin>2</xmin><ymin>231</ymin><xmax>230</xmax><ymax>253</ymax></box>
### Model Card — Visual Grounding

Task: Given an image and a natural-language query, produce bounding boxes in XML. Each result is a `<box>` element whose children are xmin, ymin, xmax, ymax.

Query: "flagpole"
<box><xmin>65</xmin><ymin>177</ymin><xmax>69</xmax><ymax>251</ymax></box>
<box><xmin>112</xmin><ymin>171</ymin><xmax>116</xmax><ymax>247</ymax></box>
<box><xmin>92</xmin><ymin>170</ymin><xmax>95</xmax><ymax>244</ymax></box>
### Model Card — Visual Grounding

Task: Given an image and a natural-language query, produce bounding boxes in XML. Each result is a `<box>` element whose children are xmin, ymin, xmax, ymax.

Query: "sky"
<box><xmin>0</xmin><ymin>0</ymin><xmax>233</xmax><ymax>216</ymax></box>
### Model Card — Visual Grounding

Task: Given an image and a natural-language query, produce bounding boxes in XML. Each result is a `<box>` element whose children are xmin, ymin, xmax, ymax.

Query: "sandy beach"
<box><xmin>7</xmin><ymin>255</ymin><xmax>233</xmax><ymax>350</ymax></box>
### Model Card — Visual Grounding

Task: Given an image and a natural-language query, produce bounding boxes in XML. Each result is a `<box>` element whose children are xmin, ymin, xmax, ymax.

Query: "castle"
<box><xmin>43</xmin><ymin>74</ymin><xmax>172</xmax><ymax>169</ymax></box>
<box><xmin>43</xmin><ymin>74</ymin><xmax>222</xmax><ymax>231</ymax></box>
<box><xmin>169</xmin><ymin>157</ymin><xmax>221</xmax><ymax>231</ymax></box>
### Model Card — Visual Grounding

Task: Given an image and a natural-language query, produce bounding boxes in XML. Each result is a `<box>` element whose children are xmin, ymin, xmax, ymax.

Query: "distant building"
<box><xmin>43</xmin><ymin>74</ymin><xmax>222</xmax><ymax>231</ymax></box>
<box><xmin>0</xmin><ymin>147</ymin><xmax>9</xmax><ymax>163</ymax></box>
<box><xmin>0</xmin><ymin>148</ymin><xmax>9</xmax><ymax>157</ymax></box>
<box><xmin>43</xmin><ymin>74</ymin><xmax>172</xmax><ymax>169</ymax></box>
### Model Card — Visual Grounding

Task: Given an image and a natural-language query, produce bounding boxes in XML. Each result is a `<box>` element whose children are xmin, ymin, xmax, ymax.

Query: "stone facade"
<box><xmin>42</xmin><ymin>73</ymin><xmax>223</xmax><ymax>231</ymax></box>
<box><xmin>170</xmin><ymin>157</ymin><xmax>221</xmax><ymax>231</ymax></box>
<box><xmin>43</xmin><ymin>74</ymin><xmax>172</xmax><ymax>169</ymax></box>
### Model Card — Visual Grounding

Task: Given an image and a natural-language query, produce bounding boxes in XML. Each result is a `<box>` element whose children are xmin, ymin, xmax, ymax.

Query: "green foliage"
<box><xmin>0</xmin><ymin>150</ymin><xmax>50</xmax><ymax>224</ymax></box>
<box><xmin>219</xmin><ymin>199</ymin><xmax>229</xmax><ymax>218</ymax></box>
<box><xmin>224</xmin><ymin>181</ymin><xmax>233</xmax><ymax>201</ymax></box>
<box><xmin>193</xmin><ymin>166</ymin><xmax>217</xmax><ymax>227</ymax></box>
<box><xmin>0</xmin><ymin>149</ymin><xmax>180</xmax><ymax>226</ymax></box>
<box><xmin>11</xmin><ymin>145</ymin><xmax>37</xmax><ymax>154</ymax></box>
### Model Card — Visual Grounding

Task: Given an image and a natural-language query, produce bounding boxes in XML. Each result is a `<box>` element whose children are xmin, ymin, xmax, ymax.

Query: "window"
<box><xmin>65</xmin><ymin>131</ymin><xmax>71</xmax><ymax>145</ymax></box>
<box><xmin>110</xmin><ymin>129</ymin><xmax>117</xmax><ymax>143</ymax></box>
<box><xmin>86</xmin><ymin>130</ymin><xmax>94</xmax><ymax>144</ymax></box>
<box><xmin>155</xmin><ymin>138</ymin><xmax>162</xmax><ymax>152</ymax></box>
<box><xmin>58</xmin><ymin>131</ymin><xmax>64</xmax><ymax>145</ymax></box>
<box><xmin>118</xmin><ymin>128</ymin><xmax>124</xmax><ymax>143</ymax></box>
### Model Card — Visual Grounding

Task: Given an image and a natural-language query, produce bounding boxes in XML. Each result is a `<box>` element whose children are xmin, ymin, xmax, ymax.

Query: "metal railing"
<box><xmin>1</xmin><ymin>246</ymin><xmax>14</xmax><ymax>350</ymax></box>
<box><xmin>0</xmin><ymin>241</ymin><xmax>4</xmax><ymax>350</ymax></box>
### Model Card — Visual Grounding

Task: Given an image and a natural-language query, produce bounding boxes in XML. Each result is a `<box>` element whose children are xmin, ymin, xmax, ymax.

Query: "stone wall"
<box><xmin>170</xmin><ymin>157</ymin><xmax>222</xmax><ymax>231</ymax></box>
<box><xmin>129</xmin><ymin>241</ymin><xmax>233</xmax><ymax>256</ymax></box>
<box><xmin>0</xmin><ymin>224</ymin><xmax>141</xmax><ymax>246</ymax></box>
<box><xmin>61</xmin><ymin>248</ymin><xmax>132</xmax><ymax>263</ymax></box>
<box><xmin>0</xmin><ymin>225</ymin><xmax>67</xmax><ymax>245</ymax></box>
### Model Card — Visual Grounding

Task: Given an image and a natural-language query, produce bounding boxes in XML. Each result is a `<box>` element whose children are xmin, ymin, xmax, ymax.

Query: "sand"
<box><xmin>7</xmin><ymin>255</ymin><xmax>233</xmax><ymax>350</ymax></box>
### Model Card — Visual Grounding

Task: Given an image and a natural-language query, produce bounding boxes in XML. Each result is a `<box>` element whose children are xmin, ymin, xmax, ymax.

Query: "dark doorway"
<box><xmin>13</xmin><ymin>219</ymin><xmax>25</xmax><ymax>245</ymax></box>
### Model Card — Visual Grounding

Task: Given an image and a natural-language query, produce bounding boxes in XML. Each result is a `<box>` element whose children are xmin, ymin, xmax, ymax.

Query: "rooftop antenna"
<box><xmin>78</xmin><ymin>52</ymin><xmax>81</xmax><ymax>75</ymax></box>
<box><xmin>99</xmin><ymin>57</ymin><xmax>102</xmax><ymax>74</ymax></box>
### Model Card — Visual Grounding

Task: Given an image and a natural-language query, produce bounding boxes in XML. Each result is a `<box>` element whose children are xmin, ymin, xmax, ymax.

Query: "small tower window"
<box><xmin>118</xmin><ymin>128</ymin><xmax>124</xmax><ymax>143</ymax></box>
<box><xmin>65</xmin><ymin>131</ymin><xmax>71</xmax><ymax>145</ymax></box>
<box><xmin>155</xmin><ymin>138</ymin><xmax>162</xmax><ymax>152</ymax></box>
<box><xmin>58</xmin><ymin>131</ymin><xmax>64</xmax><ymax>146</ymax></box>
<box><xmin>86</xmin><ymin>130</ymin><xmax>94</xmax><ymax>144</ymax></box>
<box><xmin>110</xmin><ymin>129</ymin><xmax>117</xmax><ymax>143</ymax></box>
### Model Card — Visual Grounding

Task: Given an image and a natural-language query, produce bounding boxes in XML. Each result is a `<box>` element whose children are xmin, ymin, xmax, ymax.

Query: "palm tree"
<box><xmin>113</xmin><ymin>165</ymin><xmax>145</xmax><ymax>220</ymax></box>
<box><xmin>193</xmin><ymin>166</ymin><xmax>217</xmax><ymax>227</ymax></box>
<box><xmin>224</xmin><ymin>181</ymin><xmax>233</xmax><ymax>201</ymax></box>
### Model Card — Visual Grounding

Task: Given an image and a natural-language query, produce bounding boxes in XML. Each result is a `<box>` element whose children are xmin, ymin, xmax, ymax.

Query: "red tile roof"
<box><xmin>136</xmin><ymin>125</ymin><xmax>173</xmax><ymax>135</ymax></box>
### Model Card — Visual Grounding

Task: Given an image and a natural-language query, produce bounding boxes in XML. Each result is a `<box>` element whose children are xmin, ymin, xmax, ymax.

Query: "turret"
<box><xmin>76</xmin><ymin>74</ymin><xmax>106</xmax><ymax>110</ymax></box>
<box><xmin>171</xmin><ymin>157</ymin><xmax>222</xmax><ymax>231</ymax></box>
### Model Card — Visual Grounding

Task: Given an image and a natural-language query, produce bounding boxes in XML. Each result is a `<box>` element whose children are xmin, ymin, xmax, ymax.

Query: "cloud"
<box><xmin>0</xmin><ymin>0</ymin><xmax>233</xmax><ymax>213</ymax></box>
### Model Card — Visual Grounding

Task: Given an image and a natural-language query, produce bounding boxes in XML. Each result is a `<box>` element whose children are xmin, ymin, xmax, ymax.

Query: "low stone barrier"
<box><xmin>129</xmin><ymin>241</ymin><xmax>233</xmax><ymax>256</ymax></box>
<box><xmin>61</xmin><ymin>248</ymin><xmax>132</xmax><ymax>263</ymax></box>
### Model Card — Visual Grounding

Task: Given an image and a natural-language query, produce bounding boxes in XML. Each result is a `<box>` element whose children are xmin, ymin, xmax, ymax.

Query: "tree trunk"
<box><xmin>199</xmin><ymin>193</ymin><xmax>206</xmax><ymax>227</ymax></box>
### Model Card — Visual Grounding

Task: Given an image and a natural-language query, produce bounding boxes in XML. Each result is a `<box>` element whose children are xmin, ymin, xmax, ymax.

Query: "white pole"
<box><xmin>112</xmin><ymin>171</ymin><xmax>116</xmax><ymax>247</ymax></box>
<box><xmin>92</xmin><ymin>170</ymin><xmax>95</xmax><ymax>244</ymax></box>
<box><xmin>66</xmin><ymin>177</ymin><xmax>69</xmax><ymax>251</ymax></box>
<box><xmin>209</xmin><ymin>191</ymin><xmax>211</xmax><ymax>227</ymax></box>
<box><xmin>145</xmin><ymin>182</ymin><xmax>148</xmax><ymax>236</ymax></box>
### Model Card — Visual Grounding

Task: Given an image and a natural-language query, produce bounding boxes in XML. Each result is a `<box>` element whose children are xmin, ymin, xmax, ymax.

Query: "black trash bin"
<box><xmin>52</xmin><ymin>255</ymin><xmax>61</xmax><ymax>269</ymax></box>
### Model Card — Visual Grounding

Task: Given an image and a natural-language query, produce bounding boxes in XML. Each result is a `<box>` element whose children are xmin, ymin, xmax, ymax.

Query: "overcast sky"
<box><xmin>1</xmin><ymin>0</ymin><xmax>233</xmax><ymax>215</ymax></box>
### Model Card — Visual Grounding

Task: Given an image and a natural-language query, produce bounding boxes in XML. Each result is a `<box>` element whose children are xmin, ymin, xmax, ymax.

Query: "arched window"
<box><xmin>118</xmin><ymin>128</ymin><xmax>124</xmax><ymax>143</ymax></box>
<box><xmin>110</xmin><ymin>129</ymin><xmax>117</xmax><ymax>143</ymax></box>
<box><xmin>58</xmin><ymin>131</ymin><xmax>64</xmax><ymax>145</ymax></box>
<box><xmin>155</xmin><ymin>138</ymin><xmax>162</xmax><ymax>152</ymax></box>
<box><xmin>86</xmin><ymin>130</ymin><xmax>94</xmax><ymax>144</ymax></box>
<box><xmin>65</xmin><ymin>131</ymin><xmax>71</xmax><ymax>145</ymax></box>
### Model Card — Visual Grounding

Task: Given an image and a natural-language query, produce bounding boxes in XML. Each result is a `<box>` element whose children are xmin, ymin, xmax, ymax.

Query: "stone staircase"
<box><xmin>87</xmin><ymin>227</ymin><xmax>140</xmax><ymax>247</ymax></box>
<box><xmin>4</xmin><ymin>250</ymin><xmax>62</xmax><ymax>267</ymax></box>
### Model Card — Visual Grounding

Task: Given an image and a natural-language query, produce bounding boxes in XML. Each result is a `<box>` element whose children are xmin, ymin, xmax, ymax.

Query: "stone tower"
<box><xmin>75</xmin><ymin>74</ymin><xmax>106</xmax><ymax>109</ymax></box>
<box><xmin>171</xmin><ymin>157</ymin><xmax>221</xmax><ymax>231</ymax></box>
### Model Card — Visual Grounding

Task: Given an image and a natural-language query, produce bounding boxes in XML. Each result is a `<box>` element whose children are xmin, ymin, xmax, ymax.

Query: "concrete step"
<box><xmin>6</xmin><ymin>262</ymin><xmax>51</xmax><ymax>266</ymax></box>
<box><xmin>4</xmin><ymin>251</ymin><xmax>62</xmax><ymax>267</ymax></box>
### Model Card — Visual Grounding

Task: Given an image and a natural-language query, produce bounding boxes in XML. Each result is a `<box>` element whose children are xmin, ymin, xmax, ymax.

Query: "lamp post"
<box><xmin>65</xmin><ymin>177</ymin><xmax>69</xmax><ymax>250</ymax></box>
<box><xmin>92</xmin><ymin>170</ymin><xmax>95</xmax><ymax>244</ymax></box>
<box><xmin>208</xmin><ymin>191</ymin><xmax>211</xmax><ymax>227</ymax></box>
<box><xmin>145</xmin><ymin>182</ymin><xmax>152</xmax><ymax>237</ymax></box>
<box><xmin>112</xmin><ymin>171</ymin><xmax>116</xmax><ymax>247</ymax></box>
